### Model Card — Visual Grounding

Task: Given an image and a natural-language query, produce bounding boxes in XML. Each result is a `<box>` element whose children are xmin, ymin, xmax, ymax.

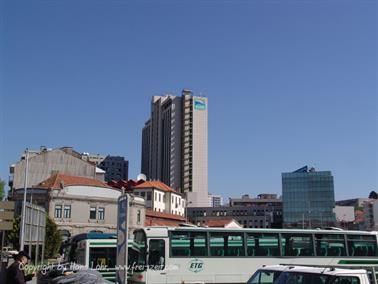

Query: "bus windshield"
<box><xmin>131</xmin><ymin>230</ymin><xmax>147</xmax><ymax>271</ymax></box>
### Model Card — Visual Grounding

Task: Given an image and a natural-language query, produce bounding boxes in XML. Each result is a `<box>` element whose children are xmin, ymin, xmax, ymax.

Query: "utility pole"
<box><xmin>20</xmin><ymin>149</ymin><xmax>29</xmax><ymax>251</ymax></box>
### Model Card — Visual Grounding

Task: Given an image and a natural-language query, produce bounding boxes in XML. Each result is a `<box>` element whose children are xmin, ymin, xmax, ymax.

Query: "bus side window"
<box><xmin>149</xmin><ymin>239</ymin><xmax>165</xmax><ymax>270</ymax></box>
<box><xmin>315</xmin><ymin>234</ymin><xmax>347</xmax><ymax>257</ymax></box>
<box><xmin>209</xmin><ymin>233</ymin><xmax>244</xmax><ymax>257</ymax></box>
<box><xmin>347</xmin><ymin>235</ymin><xmax>377</xmax><ymax>257</ymax></box>
<box><xmin>281</xmin><ymin>234</ymin><xmax>314</xmax><ymax>257</ymax></box>
<box><xmin>247</xmin><ymin>233</ymin><xmax>279</xmax><ymax>257</ymax></box>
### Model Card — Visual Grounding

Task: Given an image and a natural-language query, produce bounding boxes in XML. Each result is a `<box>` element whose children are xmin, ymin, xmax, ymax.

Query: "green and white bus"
<box><xmin>128</xmin><ymin>227</ymin><xmax>378</xmax><ymax>284</ymax></box>
<box><xmin>63</xmin><ymin>233</ymin><xmax>138</xmax><ymax>283</ymax></box>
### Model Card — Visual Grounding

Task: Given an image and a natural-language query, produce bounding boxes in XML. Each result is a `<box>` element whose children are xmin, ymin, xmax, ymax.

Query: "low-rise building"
<box><xmin>132</xmin><ymin>181</ymin><xmax>185</xmax><ymax>216</ymax></box>
<box><xmin>12</xmin><ymin>173</ymin><xmax>145</xmax><ymax>239</ymax></box>
<box><xmin>187</xmin><ymin>203</ymin><xmax>282</xmax><ymax>229</ymax></box>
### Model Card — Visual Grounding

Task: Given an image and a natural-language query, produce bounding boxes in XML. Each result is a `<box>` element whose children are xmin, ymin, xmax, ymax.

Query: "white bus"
<box><xmin>128</xmin><ymin>227</ymin><xmax>378</xmax><ymax>284</ymax></box>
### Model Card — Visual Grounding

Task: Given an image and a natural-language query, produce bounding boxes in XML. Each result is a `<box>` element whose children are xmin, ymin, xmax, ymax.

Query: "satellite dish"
<box><xmin>137</xmin><ymin>173</ymin><xmax>147</xmax><ymax>181</ymax></box>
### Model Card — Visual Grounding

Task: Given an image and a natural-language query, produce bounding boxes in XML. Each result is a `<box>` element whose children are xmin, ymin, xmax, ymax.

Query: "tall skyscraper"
<box><xmin>282</xmin><ymin>166</ymin><xmax>336</xmax><ymax>228</ymax></box>
<box><xmin>141</xmin><ymin>89</ymin><xmax>208</xmax><ymax>207</ymax></box>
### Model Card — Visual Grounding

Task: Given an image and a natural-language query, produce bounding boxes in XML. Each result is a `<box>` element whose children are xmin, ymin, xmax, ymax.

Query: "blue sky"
<box><xmin>1</xmin><ymin>0</ymin><xmax>377</xmax><ymax>200</ymax></box>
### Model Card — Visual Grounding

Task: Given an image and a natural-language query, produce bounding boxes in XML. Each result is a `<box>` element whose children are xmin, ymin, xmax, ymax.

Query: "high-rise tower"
<box><xmin>141</xmin><ymin>89</ymin><xmax>208</xmax><ymax>207</ymax></box>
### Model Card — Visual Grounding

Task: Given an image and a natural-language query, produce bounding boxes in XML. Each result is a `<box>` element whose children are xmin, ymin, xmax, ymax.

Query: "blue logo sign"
<box><xmin>194</xmin><ymin>98</ymin><xmax>206</xmax><ymax>110</ymax></box>
<box><xmin>188</xmin><ymin>258</ymin><xmax>204</xmax><ymax>273</ymax></box>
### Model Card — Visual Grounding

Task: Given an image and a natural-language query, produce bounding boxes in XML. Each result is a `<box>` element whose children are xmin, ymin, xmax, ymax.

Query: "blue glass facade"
<box><xmin>282</xmin><ymin>166</ymin><xmax>336</xmax><ymax>228</ymax></box>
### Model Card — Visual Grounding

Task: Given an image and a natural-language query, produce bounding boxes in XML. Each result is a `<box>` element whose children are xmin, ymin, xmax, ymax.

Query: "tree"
<box><xmin>368</xmin><ymin>191</ymin><xmax>378</xmax><ymax>199</ymax></box>
<box><xmin>44</xmin><ymin>216</ymin><xmax>62</xmax><ymax>259</ymax></box>
<box><xmin>0</xmin><ymin>178</ymin><xmax>5</xmax><ymax>200</ymax></box>
<box><xmin>6</xmin><ymin>215</ymin><xmax>21</xmax><ymax>250</ymax></box>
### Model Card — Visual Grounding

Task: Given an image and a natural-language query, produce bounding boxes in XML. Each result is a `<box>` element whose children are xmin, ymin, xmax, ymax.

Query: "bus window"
<box><xmin>247</xmin><ymin>233</ymin><xmax>279</xmax><ymax>257</ymax></box>
<box><xmin>148</xmin><ymin>239</ymin><xmax>165</xmax><ymax>270</ymax></box>
<box><xmin>209</xmin><ymin>233</ymin><xmax>244</xmax><ymax>257</ymax></box>
<box><xmin>347</xmin><ymin>235</ymin><xmax>377</xmax><ymax>257</ymax></box>
<box><xmin>315</xmin><ymin>234</ymin><xmax>347</xmax><ymax>257</ymax></box>
<box><xmin>89</xmin><ymin>247</ymin><xmax>116</xmax><ymax>268</ymax></box>
<box><xmin>171</xmin><ymin>231</ymin><xmax>207</xmax><ymax>257</ymax></box>
<box><xmin>281</xmin><ymin>234</ymin><xmax>314</xmax><ymax>257</ymax></box>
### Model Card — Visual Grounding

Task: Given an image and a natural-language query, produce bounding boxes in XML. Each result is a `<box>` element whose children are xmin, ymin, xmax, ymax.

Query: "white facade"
<box><xmin>133</xmin><ymin>187</ymin><xmax>185</xmax><ymax>217</ymax></box>
<box><xmin>141</xmin><ymin>90</ymin><xmax>208</xmax><ymax>207</ymax></box>
<box><xmin>208</xmin><ymin>194</ymin><xmax>224</xmax><ymax>207</ymax></box>
<box><xmin>334</xmin><ymin>205</ymin><xmax>355</xmax><ymax>222</ymax></box>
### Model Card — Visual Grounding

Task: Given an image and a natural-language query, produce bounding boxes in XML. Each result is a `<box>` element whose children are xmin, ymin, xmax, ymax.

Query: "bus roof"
<box><xmin>141</xmin><ymin>226</ymin><xmax>378</xmax><ymax>237</ymax></box>
<box><xmin>70</xmin><ymin>232</ymin><xmax>117</xmax><ymax>243</ymax></box>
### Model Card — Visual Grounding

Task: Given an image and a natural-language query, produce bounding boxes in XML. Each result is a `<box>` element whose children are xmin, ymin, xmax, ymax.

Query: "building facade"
<box><xmin>9</xmin><ymin>147</ymin><xmax>104</xmax><ymax>195</ymax></box>
<box><xmin>11</xmin><ymin>174</ymin><xmax>146</xmax><ymax>238</ymax></box>
<box><xmin>187</xmin><ymin>203</ymin><xmax>283</xmax><ymax>228</ymax></box>
<box><xmin>141</xmin><ymin>89</ymin><xmax>208</xmax><ymax>207</ymax></box>
<box><xmin>129</xmin><ymin>180</ymin><xmax>185</xmax><ymax>217</ymax></box>
<box><xmin>363</xmin><ymin>199</ymin><xmax>378</xmax><ymax>231</ymax></box>
<box><xmin>82</xmin><ymin>154</ymin><xmax>129</xmax><ymax>182</ymax></box>
<box><xmin>208</xmin><ymin>194</ymin><xmax>223</xmax><ymax>207</ymax></box>
<box><xmin>282</xmin><ymin>166</ymin><xmax>336</xmax><ymax>228</ymax></box>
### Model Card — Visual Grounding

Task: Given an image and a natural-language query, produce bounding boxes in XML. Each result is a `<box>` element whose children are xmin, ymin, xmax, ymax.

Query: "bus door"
<box><xmin>147</xmin><ymin>239</ymin><xmax>167</xmax><ymax>284</ymax></box>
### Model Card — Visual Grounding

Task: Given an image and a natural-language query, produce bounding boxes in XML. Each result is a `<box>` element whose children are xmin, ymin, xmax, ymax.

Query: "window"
<box><xmin>98</xmin><ymin>207</ymin><xmax>105</xmax><ymax>220</ymax></box>
<box><xmin>148</xmin><ymin>239</ymin><xmax>165</xmax><ymax>270</ymax></box>
<box><xmin>210</xmin><ymin>232</ymin><xmax>245</xmax><ymax>257</ymax></box>
<box><xmin>171</xmin><ymin>231</ymin><xmax>207</xmax><ymax>257</ymax></box>
<box><xmin>347</xmin><ymin>234</ymin><xmax>377</xmax><ymax>257</ymax></box>
<box><xmin>90</xmin><ymin>207</ymin><xmax>97</xmax><ymax>219</ymax></box>
<box><xmin>141</xmin><ymin>192</ymin><xmax>146</xmax><ymax>198</ymax></box>
<box><xmin>315</xmin><ymin>234</ymin><xmax>347</xmax><ymax>256</ymax></box>
<box><xmin>137</xmin><ymin>210</ymin><xmax>141</xmax><ymax>224</ymax></box>
<box><xmin>147</xmin><ymin>192</ymin><xmax>151</xmax><ymax>201</ymax></box>
<box><xmin>281</xmin><ymin>234</ymin><xmax>314</xmax><ymax>256</ymax></box>
<box><xmin>247</xmin><ymin>233</ymin><xmax>279</xmax><ymax>256</ymax></box>
<box><xmin>54</xmin><ymin>205</ymin><xmax>62</xmax><ymax>218</ymax></box>
<box><xmin>159</xmin><ymin>193</ymin><xmax>161</xmax><ymax>202</ymax></box>
<box><xmin>330</xmin><ymin>276</ymin><xmax>360</xmax><ymax>284</ymax></box>
<box><xmin>63</xmin><ymin>205</ymin><xmax>71</xmax><ymax>219</ymax></box>
<box><xmin>247</xmin><ymin>270</ymin><xmax>282</xmax><ymax>284</ymax></box>
<box><xmin>155</xmin><ymin>192</ymin><xmax>157</xmax><ymax>201</ymax></box>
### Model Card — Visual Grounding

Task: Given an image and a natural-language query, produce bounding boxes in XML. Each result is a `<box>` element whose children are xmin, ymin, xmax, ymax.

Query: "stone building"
<box><xmin>12</xmin><ymin>173</ymin><xmax>145</xmax><ymax>239</ymax></box>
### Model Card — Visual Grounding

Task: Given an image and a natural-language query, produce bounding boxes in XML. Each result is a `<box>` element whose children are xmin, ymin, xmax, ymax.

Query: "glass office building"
<box><xmin>282</xmin><ymin>166</ymin><xmax>336</xmax><ymax>228</ymax></box>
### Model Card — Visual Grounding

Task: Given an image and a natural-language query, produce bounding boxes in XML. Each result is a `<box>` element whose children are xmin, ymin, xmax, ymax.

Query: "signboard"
<box><xmin>194</xmin><ymin>98</ymin><xmax>206</xmax><ymax>110</ymax></box>
<box><xmin>0</xmin><ymin>201</ymin><xmax>15</xmax><ymax>231</ymax></box>
<box><xmin>21</xmin><ymin>202</ymin><xmax>46</xmax><ymax>264</ymax></box>
<box><xmin>116</xmin><ymin>194</ymin><xmax>129</xmax><ymax>284</ymax></box>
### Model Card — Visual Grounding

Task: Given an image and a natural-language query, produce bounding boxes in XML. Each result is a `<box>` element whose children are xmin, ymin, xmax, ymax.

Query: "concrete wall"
<box><xmin>12</xmin><ymin>149</ymin><xmax>100</xmax><ymax>190</ymax></box>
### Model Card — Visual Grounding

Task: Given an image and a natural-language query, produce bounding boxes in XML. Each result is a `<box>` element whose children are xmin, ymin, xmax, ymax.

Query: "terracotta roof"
<box><xmin>145</xmin><ymin>210</ymin><xmax>186</xmax><ymax>221</ymax></box>
<box><xmin>34</xmin><ymin>173</ymin><xmax>111</xmax><ymax>189</ymax></box>
<box><xmin>206</xmin><ymin>218</ymin><xmax>238</xmax><ymax>227</ymax></box>
<box><xmin>133</xmin><ymin>180</ymin><xmax>177</xmax><ymax>193</ymax></box>
<box><xmin>145</xmin><ymin>219</ymin><xmax>183</xmax><ymax>227</ymax></box>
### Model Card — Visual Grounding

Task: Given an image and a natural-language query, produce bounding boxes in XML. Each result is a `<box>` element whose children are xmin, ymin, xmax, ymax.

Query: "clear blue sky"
<box><xmin>1</xmin><ymin>0</ymin><xmax>377</xmax><ymax>200</ymax></box>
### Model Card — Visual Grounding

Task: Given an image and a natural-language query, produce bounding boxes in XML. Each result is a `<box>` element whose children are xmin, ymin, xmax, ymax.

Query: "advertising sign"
<box><xmin>194</xmin><ymin>98</ymin><xmax>206</xmax><ymax>110</ymax></box>
<box><xmin>116</xmin><ymin>194</ymin><xmax>129</xmax><ymax>284</ymax></box>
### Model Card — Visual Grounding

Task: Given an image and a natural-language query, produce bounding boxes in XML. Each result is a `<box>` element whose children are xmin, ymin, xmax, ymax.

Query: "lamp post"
<box><xmin>20</xmin><ymin>149</ymin><xmax>29</xmax><ymax>251</ymax></box>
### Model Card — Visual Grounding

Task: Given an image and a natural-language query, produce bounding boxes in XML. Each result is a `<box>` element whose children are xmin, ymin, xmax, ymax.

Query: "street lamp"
<box><xmin>20</xmin><ymin>148</ymin><xmax>29</xmax><ymax>251</ymax></box>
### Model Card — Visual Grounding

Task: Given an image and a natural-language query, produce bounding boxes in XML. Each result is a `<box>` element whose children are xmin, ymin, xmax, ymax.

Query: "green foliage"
<box><xmin>369</xmin><ymin>191</ymin><xmax>378</xmax><ymax>199</ymax></box>
<box><xmin>6</xmin><ymin>216</ymin><xmax>21</xmax><ymax>250</ymax></box>
<box><xmin>44</xmin><ymin>216</ymin><xmax>62</xmax><ymax>259</ymax></box>
<box><xmin>0</xmin><ymin>179</ymin><xmax>5</xmax><ymax>200</ymax></box>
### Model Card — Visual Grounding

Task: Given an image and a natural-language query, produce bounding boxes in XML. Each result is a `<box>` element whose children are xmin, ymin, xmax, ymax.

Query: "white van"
<box><xmin>247</xmin><ymin>265</ymin><xmax>373</xmax><ymax>284</ymax></box>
